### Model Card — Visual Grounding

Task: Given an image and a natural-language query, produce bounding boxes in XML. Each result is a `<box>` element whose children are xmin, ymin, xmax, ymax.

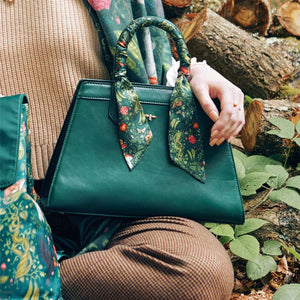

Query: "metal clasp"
<box><xmin>145</xmin><ymin>114</ymin><xmax>157</xmax><ymax>121</ymax></box>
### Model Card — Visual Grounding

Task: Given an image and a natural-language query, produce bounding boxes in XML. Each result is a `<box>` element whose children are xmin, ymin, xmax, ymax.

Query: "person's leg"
<box><xmin>60</xmin><ymin>216</ymin><xmax>234</xmax><ymax>300</ymax></box>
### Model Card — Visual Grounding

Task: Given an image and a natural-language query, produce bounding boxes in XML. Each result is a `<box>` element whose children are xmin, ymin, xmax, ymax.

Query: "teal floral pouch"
<box><xmin>0</xmin><ymin>95</ymin><xmax>61</xmax><ymax>299</ymax></box>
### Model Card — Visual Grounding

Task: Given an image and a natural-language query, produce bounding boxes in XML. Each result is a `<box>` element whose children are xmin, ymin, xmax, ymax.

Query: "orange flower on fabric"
<box><xmin>192</xmin><ymin>122</ymin><xmax>199</xmax><ymax>130</ymax></box>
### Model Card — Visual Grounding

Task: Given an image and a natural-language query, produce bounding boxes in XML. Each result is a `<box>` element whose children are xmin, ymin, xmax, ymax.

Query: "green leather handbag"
<box><xmin>41</xmin><ymin>17</ymin><xmax>244</xmax><ymax>224</ymax></box>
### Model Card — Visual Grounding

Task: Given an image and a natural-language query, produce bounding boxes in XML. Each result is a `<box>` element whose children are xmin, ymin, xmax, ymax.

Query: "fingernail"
<box><xmin>209</xmin><ymin>138</ymin><xmax>218</xmax><ymax>147</ymax></box>
<box><xmin>211</xmin><ymin>130</ymin><xmax>219</xmax><ymax>139</ymax></box>
<box><xmin>208</xmin><ymin>111</ymin><xmax>219</xmax><ymax>122</ymax></box>
<box><xmin>216</xmin><ymin>138</ymin><xmax>225</xmax><ymax>146</ymax></box>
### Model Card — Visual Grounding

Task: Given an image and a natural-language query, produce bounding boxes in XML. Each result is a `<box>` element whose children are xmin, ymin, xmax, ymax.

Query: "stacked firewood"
<box><xmin>163</xmin><ymin>0</ymin><xmax>300</xmax><ymax>160</ymax></box>
<box><xmin>164</xmin><ymin>0</ymin><xmax>300</xmax><ymax>37</ymax></box>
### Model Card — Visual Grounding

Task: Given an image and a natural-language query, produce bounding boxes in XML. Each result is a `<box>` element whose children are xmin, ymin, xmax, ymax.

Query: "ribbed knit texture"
<box><xmin>0</xmin><ymin>0</ymin><xmax>110</xmax><ymax>179</ymax></box>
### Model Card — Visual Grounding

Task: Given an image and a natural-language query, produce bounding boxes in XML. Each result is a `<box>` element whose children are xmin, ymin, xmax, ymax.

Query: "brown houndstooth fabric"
<box><xmin>60</xmin><ymin>216</ymin><xmax>234</xmax><ymax>299</ymax></box>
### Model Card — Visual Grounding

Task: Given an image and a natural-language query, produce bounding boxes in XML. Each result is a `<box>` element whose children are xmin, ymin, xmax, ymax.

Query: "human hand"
<box><xmin>189</xmin><ymin>61</ymin><xmax>245</xmax><ymax>146</ymax></box>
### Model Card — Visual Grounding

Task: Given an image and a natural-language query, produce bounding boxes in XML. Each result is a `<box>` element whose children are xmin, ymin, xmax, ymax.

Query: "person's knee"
<box><xmin>183</xmin><ymin>249</ymin><xmax>234</xmax><ymax>300</ymax></box>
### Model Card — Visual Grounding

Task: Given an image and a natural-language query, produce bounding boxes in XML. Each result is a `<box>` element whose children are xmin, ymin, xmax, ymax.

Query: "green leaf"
<box><xmin>286</xmin><ymin>176</ymin><xmax>300</xmax><ymax>190</ymax></box>
<box><xmin>246</xmin><ymin>254</ymin><xmax>277</xmax><ymax>280</ymax></box>
<box><xmin>204</xmin><ymin>222</ymin><xmax>219</xmax><ymax>229</ymax></box>
<box><xmin>234</xmin><ymin>157</ymin><xmax>245</xmax><ymax>181</ymax></box>
<box><xmin>265</xmin><ymin>165</ymin><xmax>289</xmax><ymax>189</ymax></box>
<box><xmin>229</xmin><ymin>235</ymin><xmax>260</xmax><ymax>261</ymax></box>
<box><xmin>19</xmin><ymin>210</ymin><xmax>28</xmax><ymax>221</ymax></box>
<box><xmin>219</xmin><ymin>236</ymin><xmax>233</xmax><ymax>245</ymax></box>
<box><xmin>209</xmin><ymin>224</ymin><xmax>235</xmax><ymax>240</ymax></box>
<box><xmin>244</xmin><ymin>95</ymin><xmax>253</xmax><ymax>107</ymax></box>
<box><xmin>281</xmin><ymin>244</ymin><xmax>300</xmax><ymax>261</ymax></box>
<box><xmin>262</xmin><ymin>240</ymin><xmax>282</xmax><ymax>256</ymax></box>
<box><xmin>273</xmin><ymin>284</ymin><xmax>300</xmax><ymax>300</ymax></box>
<box><xmin>296</xmin><ymin>120</ymin><xmax>300</xmax><ymax>134</ymax></box>
<box><xmin>235</xmin><ymin>218</ymin><xmax>268</xmax><ymax>237</ymax></box>
<box><xmin>0</xmin><ymin>208</ymin><xmax>6</xmax><ymax>215</ymax></box>
<box><xmin>294</xmin><ymin>138</ymin><xmax>300</xmax><ymax>147</ymax></box>
<box><xmin>244</xmin><ymin>155</ymin><xmax>280</xmax><ymax>173</ymax></box>
<box><xmin>0</xmin><ymin>276</ymin><xmax>9</xmax><ymax>284</ymax></box>
<box><xmin>267</xmin><ymin>117</ymin><xmax>295</xmax><ymax>139</ymax></box>
<box><xmin>233</xmin><ymin>149</ymin><xmax>247</xmax><ymax>165</ymax></box>
<box><xmin>239</xmin><ymin>172</ymin><xmax>271</xmax><ymax>196</ymax></box>
<box><xmin>269</xmin><ymin>188</ymin><xmax>300</xmax><ymax>210</ymax></box>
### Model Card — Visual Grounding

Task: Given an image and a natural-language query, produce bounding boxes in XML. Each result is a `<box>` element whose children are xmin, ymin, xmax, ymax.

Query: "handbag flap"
<box><xmin>0</xmin><ymin>94</ymin><xmax>28</xmax><ymax>189</ymax></box>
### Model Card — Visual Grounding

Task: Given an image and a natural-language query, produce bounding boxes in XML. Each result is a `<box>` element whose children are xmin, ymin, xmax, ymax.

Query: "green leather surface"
<box><xmin>0</xmin><ymin>94</ymin><xmax>28</xmax><ymax>188</ymax></box>
<box><xmin>42</xmin><ymin>79</ymin><xmax>245</xmax><ymax>224</ymax></box>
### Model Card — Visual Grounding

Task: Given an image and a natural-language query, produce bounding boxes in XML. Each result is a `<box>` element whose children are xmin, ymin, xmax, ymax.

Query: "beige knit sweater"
<box><xmin>0</xmin><ymin>0</ymin><xmax>110</xmax><ymax>179</ymax></box>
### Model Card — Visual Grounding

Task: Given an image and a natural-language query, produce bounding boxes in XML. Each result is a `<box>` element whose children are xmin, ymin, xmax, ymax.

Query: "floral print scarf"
<box><xmin>84</xmin><ymin>0</ymin><xmax>172</xmax><ymax>84</ymax></box>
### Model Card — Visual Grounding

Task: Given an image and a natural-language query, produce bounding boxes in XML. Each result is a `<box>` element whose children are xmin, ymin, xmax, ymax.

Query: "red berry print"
<box><xmin>120</xmin><ymin>123</ymin><xmax>127</xmax><ymax>132</ymax></box>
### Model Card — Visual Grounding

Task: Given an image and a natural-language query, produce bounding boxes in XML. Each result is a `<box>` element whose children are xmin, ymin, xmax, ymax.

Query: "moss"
<box><xmin>279</xmin><ymin>86</ymin><xmax>300</xmax><ymax>100</ymax></box>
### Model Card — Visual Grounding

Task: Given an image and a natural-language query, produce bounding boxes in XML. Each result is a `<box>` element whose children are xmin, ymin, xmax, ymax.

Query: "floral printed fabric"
<box><xmin>169</xmin><ymin>74</ymin><xmax>205</xmax><ymax>182</ymax></box>
<box><xmin>115</xmin><ymin>77</ymin><xmax>153</xmax><ymax>169</ymax></box>
<box><xmin>84</xmin><ymin>0</ymin><xmax>172</xmax><ymax>84</ymax></box>
<box><xmin>113</xmin><ymin>16</ymin><xmax>205</xmax><ymax>180</ymax></box>
<box><xmin>0</xmin><ymin>103</ymin><xmax>61</xmax><ymax>299</ymax></box>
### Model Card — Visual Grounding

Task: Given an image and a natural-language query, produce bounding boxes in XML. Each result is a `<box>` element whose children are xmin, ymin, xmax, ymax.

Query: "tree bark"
<box><xmin>184</xmin><ymin>8</ymin><xmax>295</xmax><ymax>99</ymax></box>
<box><xmin>277</xmin><ymin>0</ymin><xmax>300</xmax><ymax>37</ymax></box>
<box><xmin>220</xmin><ymin>0</ymin><xmax>272</xmax><ymax>36</ymax></box>
<box><xmin>240</xmin><ymin>99</ymin><xmax>300</xmax><ymax>164</ymax></box>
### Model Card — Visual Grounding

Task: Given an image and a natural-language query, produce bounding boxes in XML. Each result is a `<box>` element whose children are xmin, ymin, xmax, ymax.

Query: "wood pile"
<box><xmin>165</xmin><ymin>0</ymin><xmax>300</xmax><ymax>161</ymax></box>
<box><xmin>220</xmin><ymin>0</ymin><xmax>272</xmax><ymax>36</ymax></box>
<box><xmin>174</xmin><ymin>8</ymin><xmax>295</xmax><ymax>99</ymax></box>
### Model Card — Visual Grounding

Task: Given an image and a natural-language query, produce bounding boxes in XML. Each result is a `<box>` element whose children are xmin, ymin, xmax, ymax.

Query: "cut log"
<box><xmin>240</xmin><ymin>99</ymin><xmax>300</xmax><ymax>164</ymax></box>
<box><xmin>162</xmin><ymin>0</ymin><xmax>193</xmax><ymax>18</ymax></box>
<box><xmin>183</xmin><ymin>8</ymin><xmax>295</xmax><ymax>98</ymax></box>
<box><xmin>277</xmin><ymin>0</ymin><xmax>300</xmax><ymax>37</ymax></box>
<box><xmin>170</xmin><ymin>13</ymin><xmax>204</xmax><ymax>59</ymax></box>
<box><xmin>220</xmin><ymin>0</ymin><xmax>272</xmax><ymax>36</ymax></box>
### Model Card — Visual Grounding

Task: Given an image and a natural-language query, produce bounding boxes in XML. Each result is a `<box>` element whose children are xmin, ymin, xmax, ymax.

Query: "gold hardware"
<box><xmin>145</xmin><ymin>114</ymin><xmax>157</xmax><ymax>121</ymax></box>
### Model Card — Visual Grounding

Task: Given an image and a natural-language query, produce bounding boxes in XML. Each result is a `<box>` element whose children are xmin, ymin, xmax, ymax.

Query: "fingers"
<box><xmin>192</xmin><ymin>82</ymin><xmax>244</xmax><ymax>146</ymax></box>
<box><xmin>210</xmin><ymin>86</ymin><xmax>245</xmax><ymax>146</ymax></box>
<box><xmin>189</xmin><ymin>62</ymin><xmax>245</xmax><ymax>146</ymax></box>
<box><xmin>191</xmin><ymin>83</ymin><xmax>220</xmax><ymax>122</ymax></box>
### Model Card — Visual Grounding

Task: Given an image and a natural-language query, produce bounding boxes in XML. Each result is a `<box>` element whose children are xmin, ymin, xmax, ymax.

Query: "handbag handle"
<box><xmin>114</xmin><ymin>16</ymin><xmax>191</xmax><ymax>80</ymax></box>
